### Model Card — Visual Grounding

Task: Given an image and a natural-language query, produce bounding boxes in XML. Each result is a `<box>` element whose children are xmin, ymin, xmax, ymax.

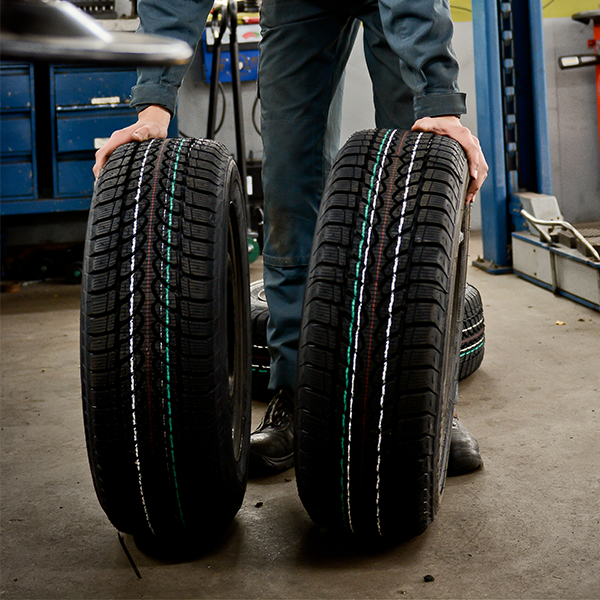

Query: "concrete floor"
<box><xmin>1</xmin><ymin>232</ymin><xmax>599</xmax><ymax>600</ymax></box>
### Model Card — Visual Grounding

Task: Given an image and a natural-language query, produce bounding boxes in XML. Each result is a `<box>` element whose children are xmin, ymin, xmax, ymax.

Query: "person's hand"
<box><xmin>93</xmin><ymin>105</ymin><xmax>171</xmax><ymax>179</ymax></box>
<box><xmin>412</xmin><ymin>116</ymin><xmax>488</xmax><ymax>203</ymax></box>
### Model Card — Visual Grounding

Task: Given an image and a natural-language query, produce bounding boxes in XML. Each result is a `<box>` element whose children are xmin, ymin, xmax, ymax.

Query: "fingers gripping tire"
<box><xmin>295</xmin><ymin>129</ymin><xmax>471</xmax><ymax>540</ymax></box>
<box><xmin>81</xmin><ymin>138</ymin><xmax>251</xmax><ymax>544</ymax></box>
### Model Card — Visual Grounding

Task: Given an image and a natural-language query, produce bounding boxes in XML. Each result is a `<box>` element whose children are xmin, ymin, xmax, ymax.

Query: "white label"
<box><xmin>94</xmin><ymin>137</ymin><xmax>110</xmax><ymax>149</ymax></box>
<box><xmin>247</xmin><ymin>175</ymin><xmax>253</xmax><ymax>196</ymax></box>
<box><xmin>560</xmin><ymin>57</ymin><xmax>579</xmax><ymax>68</ymax></box>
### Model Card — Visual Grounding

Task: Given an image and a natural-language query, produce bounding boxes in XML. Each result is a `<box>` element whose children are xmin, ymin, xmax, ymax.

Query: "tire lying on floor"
<box><xmin>249</xmin><ymin>279</ymin><xmax>485</xmax><ymax>396</ymax></box>
<box><xmin>458</xmin><ymin>282</ymin><xmax>485</xmax><ymax>381</ymax></box>
<box><xmin>80</xmin><ymin>138</ymin><xmax>251</xmax><ymax>545</ymax></box>
<box><xmin>295</xmin><ymin>129</ymin><xmax>471</xmax><ymax>540</ymax></box>
<box><xmin>249</xmin><ymin>279</ymin><xmax>274</xmax><ymax>402</ymax></box>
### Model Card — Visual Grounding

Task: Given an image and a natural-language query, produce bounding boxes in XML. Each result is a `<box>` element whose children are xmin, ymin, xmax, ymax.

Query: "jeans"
<box><xmin>259</xmin><ymin>0</ymin><xmax>416</xmax><ymax>393</ymax></box>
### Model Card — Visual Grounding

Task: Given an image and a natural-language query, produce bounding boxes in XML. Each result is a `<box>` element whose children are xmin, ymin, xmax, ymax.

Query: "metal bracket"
<box><xmin>520</xmin><ymin>210</ymin><xmax>600</xmax><ymax>263</ymax></box>
<box><xmin>572</xmin><ymin>10</ymin><xmax>600</xmax><ymax>25</ymax></box>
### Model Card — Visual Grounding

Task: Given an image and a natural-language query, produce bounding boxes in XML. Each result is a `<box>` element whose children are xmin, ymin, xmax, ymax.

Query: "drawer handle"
<box><xmin>91</xmin><ymin>96</ymin><xmax>121</xmax><ymax>105</ymax></box>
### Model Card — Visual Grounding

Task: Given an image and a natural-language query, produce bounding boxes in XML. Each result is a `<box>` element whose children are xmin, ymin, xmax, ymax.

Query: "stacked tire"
<box><xmin>249</xmin><ymin>279</ymin><xmax>274</xmax><ymax>402</ymax></box>
<box><xmin>459</xmin><ymin>283</ymin><xmax>485</xmax><ymax>381</ymax></box>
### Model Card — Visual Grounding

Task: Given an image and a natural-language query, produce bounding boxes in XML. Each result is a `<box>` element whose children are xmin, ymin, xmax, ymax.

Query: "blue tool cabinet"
<box><xmin>0</xmin><ymin>63</ymin><xmax>37</xmax><ymax>206</ymax></box>
<box><xmin>0</xmin><ymin>64</ymin><xmax>178</xmax><ymax>216</ymax></box>
<box><xmin>50</xmin><ymin>65</ymin><xmax>139</xmax><ymax>202</ymax></box>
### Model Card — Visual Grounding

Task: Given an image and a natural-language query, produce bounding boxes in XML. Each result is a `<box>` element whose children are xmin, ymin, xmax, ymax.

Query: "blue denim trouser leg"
<box><xmin>259</xmin><ymin>0</ymin><xmax>414</xmax><ymax>394</ymax></box>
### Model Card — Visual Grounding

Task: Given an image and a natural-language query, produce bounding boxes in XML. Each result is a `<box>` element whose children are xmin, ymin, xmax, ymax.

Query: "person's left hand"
<box><xmin>412</xmin><ymin>116</ymin><xmax>488</xmax><ymax>203</ymax></box>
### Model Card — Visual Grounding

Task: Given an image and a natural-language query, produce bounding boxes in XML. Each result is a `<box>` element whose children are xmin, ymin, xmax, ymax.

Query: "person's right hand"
<box><xmin>412</xmin><ymin>116</ymin><xmax>488</xmax><ymax>204</ymax></box>
<box><xmin>93</xmin><ymin>105</ymin><xmax>171</xmax><ymax>179</ymax></box>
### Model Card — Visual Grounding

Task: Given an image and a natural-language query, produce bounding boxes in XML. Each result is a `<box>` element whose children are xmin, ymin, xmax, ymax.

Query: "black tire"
<box><xmin>249</xmin><ymin>279</ymin><xmax>274</xmax><ymax>402</ymax></box>
<box><xmin>65</xmin><ymin>261</ymin><xmax>83</xmax><ymax>285</ymax></box>
<box><xmin>295</xmin><ymin>129</ymin><xmax>471</xmax><ymax>540</ymax></box>
<box><xmin>81</xmin><ymin>138</ymin><xmax>251</xmax><ymax>545</ymax></box>
<box><xmin>249</xmin><ymin>277</ymin><xmax>484</xmax><ymax>393</ymax></box>
<box><xmin>458</xmin><ymin>283</ymin><xmax>485</xmax><ymax>381</ymax></box>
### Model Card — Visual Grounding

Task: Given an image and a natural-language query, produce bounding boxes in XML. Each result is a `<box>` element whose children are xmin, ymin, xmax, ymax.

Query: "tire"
<box><xmin>249</xmin><ymin>279</ymin><xmax>274</xmax><ymax>402</ymax></box>
<box><xmin>295</xmin><ymin>129</ymin><xmax>471</xmax><ymax>540</ymax></box>
<box><xmin>458</xmin><ymin>283</ymin><xmax>485</xmax><ymax>381</ymax></box>
<box><xmin>249</xmin><ymin>277</ymin><xmax>484</xmax><ymax>393</ymax></box>
<box><xmin>81</xmin><ymin>138</ymin><xmax>251</xmax><ymax>545</ymax></box>
<box><xmin>65</xmin><ymin>261</ymin><xmax>83</xmax><ymax>285</ymax></box>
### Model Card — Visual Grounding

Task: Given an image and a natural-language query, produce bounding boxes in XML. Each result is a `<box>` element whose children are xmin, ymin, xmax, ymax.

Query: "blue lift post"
<box><xmin>472</xmin><ymin>0</ymin><xmax>553</xmax><ymax>272</ymax></box>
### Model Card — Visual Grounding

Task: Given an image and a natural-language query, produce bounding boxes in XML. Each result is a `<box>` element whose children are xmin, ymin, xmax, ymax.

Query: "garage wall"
<box><xmin>341</xmin><ymin>6</ymin><xmax>600</xmax><ymax>229</ymax></box>
<box><xmin>177</xmin><ymin>3</ymin><xmax>600</xmax><ymax>230</ymax></box>
<box><xmin>176</xmin><ymin>24</ymin><xmax>483</xmax><ymax>225</ymax></box>
<box><xmin>340</xmin><ymin>23</ymin><xmax>481</xmax><ymax>227</ymax></box>
<box><xmin>447</xmin><ymin>0</ymin><xmax>600</xmax><ymax>226</ymax></box>
<box><xmin>544</xmin><ymin>16</ymin><xmax>600</xmax><ymax>223</ymax></box>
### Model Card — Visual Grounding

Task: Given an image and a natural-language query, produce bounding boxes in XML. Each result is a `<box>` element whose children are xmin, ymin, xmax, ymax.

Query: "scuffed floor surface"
<box><xmin>1</xmin><ymin>234</ymin><xmax>599</xmax><ymax>599</ymax></box>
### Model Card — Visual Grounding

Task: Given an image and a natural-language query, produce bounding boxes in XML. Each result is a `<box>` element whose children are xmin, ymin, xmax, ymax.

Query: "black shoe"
<box><xmin>249</xmin><ymin>389</ymin><xmax>294</xmax><ymax>477</ymax></box>
<box><xmin>448</xmin><ymin>412</ymin><xmax>483</xmax><ymax>476</ymax></box>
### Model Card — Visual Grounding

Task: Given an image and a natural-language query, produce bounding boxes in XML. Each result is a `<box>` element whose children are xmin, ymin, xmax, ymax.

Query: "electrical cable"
<box><xmin>252</xmin><ymin>94</ymin><xmax>261</xmax><ymax>136</ymax></box>
<box><xmin>450</xmin><ymin>7</ymin><xmax>472</xmax><ymax>15</ymax></box>
<box><xmin>117</xmin><ymin>533</ymin><xmax>142</xmax><ymax>579</ymax></box>
<box><xmin>214</xmin><ymin>81</ymin><xmax>227</xmax><ymax>134</ymax></box>
<box><xmin>449</xmin><ymin>2</ymin><xmax>471</xmax><ymax>14</ymax></box>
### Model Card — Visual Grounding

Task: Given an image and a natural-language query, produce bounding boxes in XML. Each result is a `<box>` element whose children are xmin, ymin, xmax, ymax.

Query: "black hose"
<box><xmin>252</xmin><ymin>95</ymin><xmax>261</xmax><ymax>137</ymax></box>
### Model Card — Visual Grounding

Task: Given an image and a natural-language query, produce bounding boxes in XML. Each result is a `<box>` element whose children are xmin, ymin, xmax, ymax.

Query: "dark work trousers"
<box><xmin>259</xmin><ymin>0</ymin><xmax>415</xmax><ymax>393</ymax></box>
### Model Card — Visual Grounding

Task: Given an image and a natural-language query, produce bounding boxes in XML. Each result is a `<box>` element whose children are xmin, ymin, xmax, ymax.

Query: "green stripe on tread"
<box><xmin>340</xmin><ymin>130</ymin><xmax>394</xmax><ymax>529</ymax></box>
<box><xmin>460</xmin><ymin>340</ymin><xmax>485</xmax><ymax>357</ymax></box>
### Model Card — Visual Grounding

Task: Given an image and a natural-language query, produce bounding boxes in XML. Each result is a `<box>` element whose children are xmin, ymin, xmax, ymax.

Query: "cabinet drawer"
<box><xmin>1</xmin><ymin>114</ymin><xmax>33</xmax><ymax>154</ymax></box>
<box><xmin>56</xmin><ymin>110</ymin><xmax>136</xmax><ymax>153</ymax></box>
<box><xmin>56</xmin><ymin>158</ymin><xmax>95</xmax><ymax>198</ymax></box>
<box><xmin>0</xmin><ymin>160</ymin><xmax>35</xmax><ymax>200</ymax></box>
<box><xmin>53</xmin><ymin>68</ymin><xmax>137</xmax><ymax>107</ymax></box>
<box><xmin>0</xmin><ymin>64</ymin><xmax>33</xmax><ymax>110</ymax></box>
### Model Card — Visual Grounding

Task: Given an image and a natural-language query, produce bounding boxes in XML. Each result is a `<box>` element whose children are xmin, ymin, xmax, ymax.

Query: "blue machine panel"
<box><xmin>203</xmin><ymin>47</ymin><xmax>260</xmax><ymax>84</ymax></box>
<box><xmin>202</xmin><ymin>25</ymin><xmax>260</xmax><ymax>84</ymax></box>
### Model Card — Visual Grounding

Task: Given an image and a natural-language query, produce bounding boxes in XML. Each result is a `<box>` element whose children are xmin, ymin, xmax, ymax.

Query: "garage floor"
<box><xmin>1</xmin><ymin>232</ymin><xmax>599</xmax><ymax>600</ymax></box>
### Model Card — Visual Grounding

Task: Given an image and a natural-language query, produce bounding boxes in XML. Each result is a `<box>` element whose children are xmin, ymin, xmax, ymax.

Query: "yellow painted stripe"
<box><xmin>543</xmin><ymin>0</ymin><xmax>598</xmax><ymax>19</ymax></box>
<box><xmin>450</xmin><ymin>1</ymin><xmax>598</xmax><ymax>22</ymax></box>
<box><xmin>450</xmin><ymin>0</ymin><xmax>472</xmax><ymax>22</ymax></box>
